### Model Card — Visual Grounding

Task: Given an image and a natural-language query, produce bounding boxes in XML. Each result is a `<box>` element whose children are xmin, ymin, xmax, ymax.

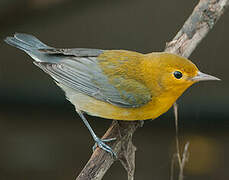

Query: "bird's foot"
<box><xmin>93</xmin><ymin>137</ymin><xmax>117</xmax><ymax>158</ymax></box>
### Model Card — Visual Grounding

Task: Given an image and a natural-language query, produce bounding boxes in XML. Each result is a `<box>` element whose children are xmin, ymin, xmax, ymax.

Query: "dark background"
<box><xmin>0</xmin><ymin>0</ymin><xmax>229</xmax><ymax>179</ymax></box>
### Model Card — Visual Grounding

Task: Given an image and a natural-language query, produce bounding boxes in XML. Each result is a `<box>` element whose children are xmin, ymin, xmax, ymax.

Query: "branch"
<box><xmin>76</xmin><ymin>0</ymin><xmax>229</xmax><ymax>179</ymax></box>
<box><xmin>165</xmin><ymin>0</ymin><xmax>229</xmax><ymax>58</ymax></box>
<box><xmin>76</xmin><ymin>121</ymin><xmax>141</xmax><ymax>180</ymax></box>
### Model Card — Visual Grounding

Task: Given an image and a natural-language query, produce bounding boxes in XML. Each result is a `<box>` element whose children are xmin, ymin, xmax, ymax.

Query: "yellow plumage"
<box><xmin>61</xmin><ymin>51</ymin><xmax>198</xmax><ymax>120</ymax></box>
<box><xmin>5</xmin><ymin>33</ymin><xmax>220</xmax><ymax>155</ymax></box>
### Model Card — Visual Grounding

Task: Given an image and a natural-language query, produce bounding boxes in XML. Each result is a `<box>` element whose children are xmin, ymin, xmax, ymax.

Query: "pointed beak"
<box><xmin>191</xmin><ymin>71</ymin><xmax>221</xmax><ymax>82</ymax></box>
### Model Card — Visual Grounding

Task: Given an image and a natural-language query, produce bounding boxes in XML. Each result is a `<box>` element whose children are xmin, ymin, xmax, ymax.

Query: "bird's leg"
<box><xmin>140</xmin><ymin>120</ymin><xmax>144</xmax><ymax>127</ymax></box>
<box><xmin>76</xmin><ymin>109</ymin><xmax>117</xmax><ymax>157</ymax></box>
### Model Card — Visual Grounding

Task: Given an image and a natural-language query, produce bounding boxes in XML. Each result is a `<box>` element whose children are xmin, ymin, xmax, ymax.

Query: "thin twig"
<box><xmin>170</xmin><ymin>153</ymin><xmax>177</xmax><ymax>180</ymax></box>
<box><xmin>76</xmin><ymin>0</ymin><xmax>229</xmax><ymax>179</ymax></box>
<box><xmin>178</xmin><ymin>142</ymin><xmax>190</xmax><ymax>180</ymax></box>
<box><xmin>171</xmin><ymin>102</ymin><xmax>190</xmax><ymax>180</ymax></box>
<box><xmin>173</xmin><ymin>103</ymin><xmax>182</xmax><ymax>167</ymax></box>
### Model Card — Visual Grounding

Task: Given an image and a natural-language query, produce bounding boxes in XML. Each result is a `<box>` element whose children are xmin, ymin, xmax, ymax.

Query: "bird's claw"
<box><xmin>93</xmin><ymin>137</ymin><xmax>117</xmax><ymax>158</ymax></box>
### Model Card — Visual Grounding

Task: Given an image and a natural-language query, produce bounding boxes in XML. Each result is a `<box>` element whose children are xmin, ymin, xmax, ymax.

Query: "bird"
<box><xmin>4</xmin><ymin>33</ymin><xmax>220</xmax><ymax>157</ymax></box>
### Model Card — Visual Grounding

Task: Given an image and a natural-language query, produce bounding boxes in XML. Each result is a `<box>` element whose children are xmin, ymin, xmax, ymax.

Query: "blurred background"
<box><xmin>0</xmin><ymin>0</ymin><xmax>229</xmax><ymax>179</ymax></box>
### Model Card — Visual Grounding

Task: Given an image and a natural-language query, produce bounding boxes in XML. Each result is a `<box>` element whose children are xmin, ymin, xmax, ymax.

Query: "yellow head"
<box><xmin>144</xmin><ymin>53</ymin><xmax>220</xmax><ymax>98</ymax></box>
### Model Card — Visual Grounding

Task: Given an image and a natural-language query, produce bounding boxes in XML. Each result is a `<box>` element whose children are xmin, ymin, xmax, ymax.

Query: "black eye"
<box><xmin>173</xmin><ymin>71</ymin><xmax>183</xmax><ymax>79</ymax></box>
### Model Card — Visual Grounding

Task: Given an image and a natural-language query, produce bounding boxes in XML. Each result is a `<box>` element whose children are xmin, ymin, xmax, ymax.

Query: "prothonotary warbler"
<box><xmin>5</xmin><ymin>33</ymin><xmax>220</xmax><ymax>156</ymax></box>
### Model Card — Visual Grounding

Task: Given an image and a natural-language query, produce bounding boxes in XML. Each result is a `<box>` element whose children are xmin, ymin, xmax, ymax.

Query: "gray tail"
<box><xmin>4</xmin><ymin>33</ymin><xmax>50</xmax><ymax>52</ymax></box>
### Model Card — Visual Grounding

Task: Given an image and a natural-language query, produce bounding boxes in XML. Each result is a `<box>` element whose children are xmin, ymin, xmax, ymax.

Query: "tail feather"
<box><xmin>5</xmin><ymin>33</ymin><xmax>66</xmax><ymax>63</ymax></box>
<box><xmin>4</xmin><ymin>33</ymin><xmax>50</xmax><ymax>52</ymax></box>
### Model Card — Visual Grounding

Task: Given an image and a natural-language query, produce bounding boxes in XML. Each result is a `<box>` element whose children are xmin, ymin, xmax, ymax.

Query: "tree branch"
<box><xmin>165</xmin><ymin>0</ymin><xmax>229</xmax><ymax>58</ymax></box>
<box><xmin>76</xmin><ymin>121</ymin><xmax>141</xmax><ymax>180</ymax></box>
<box><xmin>76</xmin><ymin>0</ymin><xmax>229</xmax><ymax>179</ymax></box>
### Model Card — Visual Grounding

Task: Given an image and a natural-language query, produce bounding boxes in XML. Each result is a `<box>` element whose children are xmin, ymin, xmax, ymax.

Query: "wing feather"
<box><xmin>34</xmin><ymin>56</ymin><xmax>151</xmax><ymax>108</ymax></box>
<box><xmin>5</xmin><ymin>33</ymin><xmax>151</xmax><ymax>108</ymax></box>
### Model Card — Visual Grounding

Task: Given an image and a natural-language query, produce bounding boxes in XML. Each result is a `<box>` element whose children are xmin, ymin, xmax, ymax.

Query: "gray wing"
<box><xmin>5</xmin><ymin>33</ymin><xmax>151</xmax><ymax>108</ymax></box>
<box><xmin>34</xmin><ymin>58</ymin><xmax>147</xmax><ymax>108</ymax></box>
<box><xmin>39</xmin><ymin>48</ymin><xmax>104</xmax><ymax>57</ymax></box>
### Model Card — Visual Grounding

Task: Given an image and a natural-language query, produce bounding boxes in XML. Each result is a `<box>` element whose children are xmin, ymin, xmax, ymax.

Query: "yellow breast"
<box><xmin>60</xmin><ymin>83</ymin><xmax>180</xmax><ymax>120</ymax></box>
